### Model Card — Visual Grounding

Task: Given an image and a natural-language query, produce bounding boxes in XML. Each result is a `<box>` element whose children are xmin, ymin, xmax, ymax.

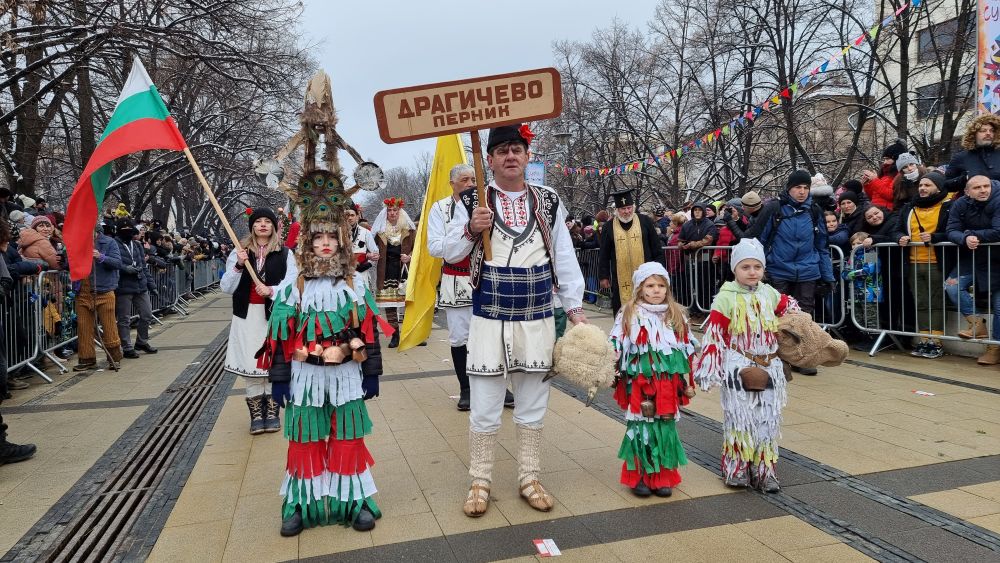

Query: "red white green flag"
<box><xmin>65</xmin><ymin>56</ymin><xmax>187</xmax><ymax>281</ymax></box>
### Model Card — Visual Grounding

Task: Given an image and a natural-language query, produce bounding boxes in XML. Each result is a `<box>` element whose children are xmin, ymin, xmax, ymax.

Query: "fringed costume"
<box><xmin>611</xmin><ymin>302</ymin><xmax>694</xmax><ymax>493</ymax></box>
<box><xmin>694</xmin><ymin>280</ymin><xmax>797</xmax><ymax>490</ymax></box>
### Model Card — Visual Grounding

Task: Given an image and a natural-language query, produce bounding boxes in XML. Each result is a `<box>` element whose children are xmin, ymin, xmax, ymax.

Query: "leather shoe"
<box><xmin>797</xmin><ymin>367</ymin><xmax>818</xmax><ymax>376</ymax></box>
<box><xmin>123</xmin><ymin>349</ymin><xmax>140</xmax><ymax>359</ymax></box>
<box><xmin>653</xmin><ymin>487</ymin><xmax>673</xmax><ymax>497</ymax></box>
<box><xmin>135</xmin><ymin>342</ymin><xmax>158</xmax><ymax>354</ymax></box>
<box><xmin>504</xmin><ymin>389</ymin><xmax>515</xmax><ymax>408</ymax></box>
<box><xmin>631</xmin><ymin>481</ymin><xmax>652</xmax><ymax>497</ymax></box>
<box><xmin>7</xmin><ymin>379</ymin><xmax>29</xmax><ymax>390</ymax></box>
<box><xmin>352</xmin><ymin>505</ymin><xmax>377</xmax><ymax>531</ymax></box>
<box><xmin>457</xmin><ymin>388</ymin><xmax>470</xmax><ymax>411</ymax></box>
<box><xmin>73</xmin><ymin>362</ymin><xmax>97</xmax><ymax>372</ymax></box>
<box><xmin>280</xmin><ymin>507</ymin><xmax>303</xmax><ymax>537</ymax></box>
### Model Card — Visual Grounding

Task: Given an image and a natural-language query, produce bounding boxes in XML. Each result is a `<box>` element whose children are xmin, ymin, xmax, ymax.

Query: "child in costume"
<box><xmin>694</xmin><ymin>238</ymin><xmax>799</xmax><ymax>493</ymax></box>
<box><xmin>259</xmin><ymin>169</ymin><xmax>394</xmax><ymax>536</ymax></box>
<box><xmin>610</xmin><ymin>262</ymin><xmax>695</xmax><ymax>498</ymax></box>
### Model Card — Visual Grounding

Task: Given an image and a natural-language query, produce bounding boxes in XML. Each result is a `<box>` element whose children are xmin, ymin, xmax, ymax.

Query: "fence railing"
<box><xmin>1</xmin><ymin>258</ymin><xmax>223</xmax><ymax>383</ymax></box>
<box><xmin>577</xmin><ymin>242</ymin><xmax>998</xmax><ymax>355</ymax></box>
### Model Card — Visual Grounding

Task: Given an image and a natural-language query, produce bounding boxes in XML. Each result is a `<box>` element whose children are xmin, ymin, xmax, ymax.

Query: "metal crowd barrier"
<box><xmin>847</xmin><ymin>242</ymin><xmax>999</xmax><ymax>354</ymax></box>
<box><xmin>4</xmin><ymin>258</ymin><xmax>224</xmax><ymax>384</ymax></box>
<box><xmin>575</xmin><ymin>248</ymin><xmax>611</xmax><ymax>308</ymax></box>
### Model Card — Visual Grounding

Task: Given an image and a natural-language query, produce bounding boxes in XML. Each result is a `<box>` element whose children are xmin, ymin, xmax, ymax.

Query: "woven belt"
<box><xmin>741</xmin><ymin>351</ymin><xmax>778</xmax><ymax>367</ymax></box>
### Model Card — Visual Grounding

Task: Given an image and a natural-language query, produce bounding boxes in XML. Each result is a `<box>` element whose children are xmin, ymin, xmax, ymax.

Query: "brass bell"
<box><xmin>639</xmin><ymin>398</ymin><xmax>656</xmax><ymax>418</ymax></box>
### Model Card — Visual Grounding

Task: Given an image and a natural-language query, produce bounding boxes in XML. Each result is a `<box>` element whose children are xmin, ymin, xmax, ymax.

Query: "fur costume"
<box><xmin>260</xmin><ymin>168</ymin><xmax>393</xmax><ymax>530</ymax></box>
<box><xmin>694</xmin><ymin>280</ymin><xmax>799</xmax><ymax>488</ymax></box>
<box><xmin>609</xmin><ymin>263</ymin><xmax>694</xmax><ymax>491</ymax></box>
<box><xmin>777</xmin><ymin>312</ymin><xmax>849</xmax><ymax>369</ymax></box>
<box><xmin>551</xmin><ymin>323</ymin><xmax>616</xmax><ymax>404</ymax></box>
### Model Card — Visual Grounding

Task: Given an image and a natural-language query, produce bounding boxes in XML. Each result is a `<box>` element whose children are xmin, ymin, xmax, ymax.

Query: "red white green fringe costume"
<box><xmin>611</xmin><ymin>303</ymin><xmax>694</xmax><ymax>489</ymax></box>
<box><xmin>694</xmin><ymin>281</ymin><xmax>797</xmax><ymax>485</ymax></box>
<box><xmin>261</xmin><ymin>273</ymin><xmax>393</xmax><ymax>528</ymax></box>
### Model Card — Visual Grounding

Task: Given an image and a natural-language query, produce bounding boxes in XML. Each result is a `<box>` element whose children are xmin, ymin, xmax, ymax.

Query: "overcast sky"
<box><xmin>300</xmin><ymin>0</ymin><xmax>663</xmax><ymax>172</ymax></box>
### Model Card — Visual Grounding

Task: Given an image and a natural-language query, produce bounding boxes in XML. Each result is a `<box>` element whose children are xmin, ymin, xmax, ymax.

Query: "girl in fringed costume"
<box><xmin>694</xmin><ymin>238</ymin><xmax>799</xmax><ymax>493</ymax></box>
<box><xmin>258</xmin><ymin>169</ymin><xmax>394</xmax><ymax>537</ymax></box>
<box><xmin>610</xmin><ymin>262</ymin><xmax>695</xmax><ymax>498</ymax></box>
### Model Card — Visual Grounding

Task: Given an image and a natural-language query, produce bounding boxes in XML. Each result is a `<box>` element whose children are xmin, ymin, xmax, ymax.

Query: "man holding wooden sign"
<box><xmin>375</xmin><ymin>68</ymin><xmax>584</xmax><ymax>518</ymax></box>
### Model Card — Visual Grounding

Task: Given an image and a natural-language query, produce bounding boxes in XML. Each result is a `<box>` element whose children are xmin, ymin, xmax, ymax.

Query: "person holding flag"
<box><xmin>427</xmin><ymin>163</ymin><xmax>514</xmax><ymax>411</ymax></box>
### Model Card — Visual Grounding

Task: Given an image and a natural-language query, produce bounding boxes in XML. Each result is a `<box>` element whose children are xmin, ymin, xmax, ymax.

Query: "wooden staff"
<box><xmin>469</xmin><ymin>130</ymin><xmax>492</xmax><ymax>261</ymax></box>
<box><xmin>182</xmin><ymin>147</ymin><xmax>263</xmax><ymax>285</ymax></box>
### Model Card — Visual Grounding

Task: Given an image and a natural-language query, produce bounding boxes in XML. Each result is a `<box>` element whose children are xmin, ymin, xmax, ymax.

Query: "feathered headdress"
<box><xmin>287</xmin><ymin>169</ymin><xmax>356</xmax><ymax>278</ymax></box>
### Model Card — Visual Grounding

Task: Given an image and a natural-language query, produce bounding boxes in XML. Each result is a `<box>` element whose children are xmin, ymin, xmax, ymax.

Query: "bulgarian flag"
<box><xmin>65</xmin><ymin>57</ymin><xmax>187</xmax><ymax>281</ymax></box>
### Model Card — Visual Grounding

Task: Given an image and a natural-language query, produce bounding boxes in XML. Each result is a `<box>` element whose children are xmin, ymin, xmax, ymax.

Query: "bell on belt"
<box><xmin>639</xmin><ymin>397</ymin><xmax>656</xmax><ymax>418</ymax></box>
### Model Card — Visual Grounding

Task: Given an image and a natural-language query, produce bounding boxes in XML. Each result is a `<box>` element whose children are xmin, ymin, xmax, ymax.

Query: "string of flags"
<box><xmin>538</xmin><ymin>0</ymin><xmax>922</xmax><ymax>177</ymax></box>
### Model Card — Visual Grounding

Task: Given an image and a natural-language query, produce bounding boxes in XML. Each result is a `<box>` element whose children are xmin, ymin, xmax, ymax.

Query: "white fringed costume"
<box><xmin>610</xmin><ymin>302</ymin><xmax>694</xmax><ymax>490</ymax></box>
<box><xmin>261</xmin><ymin>272</ymin><xmax>393</xmax><ymax>528</ymax></box>
<box><xmin>694</xmin><ymin>281</ymin><xmax>798</xmax><ymax>485</ymax></box>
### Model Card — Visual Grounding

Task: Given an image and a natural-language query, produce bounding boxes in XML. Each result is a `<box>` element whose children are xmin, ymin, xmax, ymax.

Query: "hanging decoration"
<box><xmin>538</xmin><ymin>0</ymin><xmax>922</xmax><ymax>177</ymax></box>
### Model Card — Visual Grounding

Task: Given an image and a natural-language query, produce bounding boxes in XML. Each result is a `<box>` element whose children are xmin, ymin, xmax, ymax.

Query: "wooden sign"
<box><xmin>374</xmin><ymin>68</ymin><xmax>562</xmax><ymax>144</ymax></box>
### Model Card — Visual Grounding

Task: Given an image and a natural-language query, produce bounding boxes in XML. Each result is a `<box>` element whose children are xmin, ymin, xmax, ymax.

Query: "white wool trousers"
<box><xmin>469</xmin><ymin>373</ymin><xmax>550</xmax><ymax>433</ymax></box>
<box><xmin>243</xmin><ymin>376</ymin><xmax>272</xmax><ymax>398</ymax></box>
<box><xmin>444</xmin><ymin>306</ymin><xmax>472</xmax><ymax>347</ymax></box>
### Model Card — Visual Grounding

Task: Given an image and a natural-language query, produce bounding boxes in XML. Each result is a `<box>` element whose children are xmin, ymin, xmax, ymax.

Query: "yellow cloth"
<box><xmin>907</xmin><ymin>196</ymin><xmax>950</xmax><ymax>263</ymax></box>
<box><xmin>612</xmin><ymin>218</ymin><xmax>644</xmax><ymax>301</ymax></box>
<box><xmin>398</xmin><ymin>134</ymin><xmax>467</xmax><ymax>351</ymax></box>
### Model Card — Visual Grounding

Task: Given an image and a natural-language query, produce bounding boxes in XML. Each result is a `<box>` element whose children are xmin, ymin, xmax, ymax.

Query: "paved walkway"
<box><xmin>2</xmin><ymin>296</ymin><xmax>999</xmax><ymax>562</ymax></box>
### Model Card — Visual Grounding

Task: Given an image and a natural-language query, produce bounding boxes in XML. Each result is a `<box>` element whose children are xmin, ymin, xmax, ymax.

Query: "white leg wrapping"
<box><xmin>468</xmin><ymin>430</ymin><xmax>498</xmax><ymax>486</ymax></box>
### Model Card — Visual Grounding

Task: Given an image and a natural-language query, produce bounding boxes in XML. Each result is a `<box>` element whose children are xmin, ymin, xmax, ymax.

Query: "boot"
<box><xmin>464</xmin><ymin>430</ymin><xmax>497</xmax><ymax>517</ymax></box>
<box><xmin>457</xmin><ymin>388</ymin><xmax>470</xmax><ymax>411</ymax></box>
<box><xmin>388</xmin><ymin>332</ymin><xmax>399</xmax><ymax>348</ymax></box>
<box><xmin>0</xmin><ymin>441</ymin><xmax>37</xmax><ymax>466</ymax></box>
<box><xmin>725</xmin><ymin>467</ymin><xmax>749</xmax><ymax>488</ymax></box>
<box><xmin>959</xmin><ymin>316</ymin><xmax>988</xmax><ymax>339</ymax></box>
<box><xmin>504</xmin><ymin>389</ymin><xmax>515</xmax><ymax>408</ymax></box>
<box><xmin>280</xmin><ymin>506</ymin><xmax>303</xmax><ymax>537</ymax></box>
<box><xmin>352</xmin><ymin>504</ymin><xmax>377</xmax><ymax>531</ymax></box>
<box><xmin>451</xmin><ymin>345</ymin><xmax>470</xmax><ymax>411</ymax></box>
<box><xmin>631</xmin><ymin>481</ymin><xmax>652</xmax><ymax>497</ymax></box>
<box><xmin>263</xmin><ymin>394</ymin><xmax>281</xmax><ymax>433</ymax></box>
<box><xmin>516</xmin><ymin>424</ymin><xmax>554</xmax><ymax>512</ymax></box>
<box><xmin>246</xmin><ymin>395</ymin><xmax>265</xmax><ymax>435</ymax></box>
<box><xmin>978</xmin><ymin>345</ymin><xmax>1000</xmax><ymax>366</ymax></box>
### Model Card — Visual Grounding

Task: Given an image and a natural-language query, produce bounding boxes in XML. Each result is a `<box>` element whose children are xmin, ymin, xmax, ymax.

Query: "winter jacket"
<box><xmin>811</xmin><ymin>183</ymin><xmax>836</xmax><ymax>212</ymax></box>
<box><xmin>724</xmin><ymin>213</ymin><xmax>753</xmax><ymax>242</ymax></box>
<box><xmin>115</xmin><ymin>237</ymin><xmax>155</xmax><ymax>294</ymax></box>
<box><xmin>863</xmin><ymin>211</ymin><xmax>901</xmax><ymax>244</ymax></box>
<box><xmin>678</xmin><ymin>204</ymin><xmax>717</xmax><ymax>252</ymax></box>
<box><xmin>946</xmin><ymin>184</ymin><xmax>1000</xmax><ymax>278</ymax></box>
<box><xmin>944</xmin><ymin>147</ymin><xmax>1000</xmax><ymax>192</ymax></box>
<box><xmin>4</xmin><ymin>244</ymin><xmax>43</xmax><ymax>279</ymax></box>
<box><xmin>753</xmin><ymin>194</ymin><xmax>834</xmax><ymax>283</ymax></box>
<box><xmin>827</xmin><ymin>224</ymin><xmax>851</xmax><ymax>253</ymax></box>
<box><xmin>713</xmin><ymin>225</ymin><xmax>735</xmax><ymax>262</ymax></box>
<box><xmin>892</xmin><ymin>167</ymin><xmax>925</xmax><ymax>210</ymax></box>
<box><xmin>864</xmin><ymin>172</ymin><xmax>897</xmax><ymax>210</ymax></box>
<box><xmin>842</xmin><ymin>207</ymin><xmax>868</xmax><ymax>235</ymax></box>
<box><xmin>17</xmin><ymin>227</ymin><xmax>59</xmax><ymax>269</ymax></box>
<box><xmin>891</xmin><ymin>194</ymin><xmax>954</xmax><ymax>273</ymax></box>
<box><xmin>92</xmin><ymin>234</ymin><xmax>122</xmax><ymax>293</ymax></box>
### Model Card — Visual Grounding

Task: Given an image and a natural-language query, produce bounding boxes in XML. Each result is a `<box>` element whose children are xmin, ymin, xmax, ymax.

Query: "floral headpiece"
<box><xmin>383</xmin><ymin>197</ymin><xmax>404</xmax><ymax>208</ymax></box>
<box><xmin>518</xmin><ymin>124</ymin><xmax>535</xmax><ymax>145</ymax></box>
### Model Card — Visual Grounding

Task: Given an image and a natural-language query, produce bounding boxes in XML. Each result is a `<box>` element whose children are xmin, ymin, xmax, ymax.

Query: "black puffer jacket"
<box><xmin>946</xmin><ymin>182</ymin><xmax>1000</xmax><ymax>281</ymax></box>
<box><xmin>944</xmin><ymin>147</ymin><xmax>1000</xmax><ymax>192</ymax></box>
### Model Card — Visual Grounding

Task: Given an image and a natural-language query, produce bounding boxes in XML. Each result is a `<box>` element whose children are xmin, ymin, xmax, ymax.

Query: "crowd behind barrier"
<box><xmin>577</xmin><ymin>242</ymin><xmax>999</xmax><ymax>354</ymax></box>
<box><xmin>0</xmin><ymin>258</ymin><xmax>224</xmax><ymax>383</ymax></box>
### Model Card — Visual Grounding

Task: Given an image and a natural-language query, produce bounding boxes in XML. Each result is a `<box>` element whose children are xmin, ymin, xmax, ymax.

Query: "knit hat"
<box><xmin>896</xmin><ymin>152</ymin><xmax>919</xmax><ymax>170</ymax></box>
<box><xmin>8</xmin><ymin>210</ymin><xmax>24</xmax><ymax>224</ymax></box>
<box><xmin>920</xmin><ymin>171</ymin><xmax>946</xmax><ymax>192</ymax></box>
<box><xmin>247</xmin><ymin>207</ymin><xmax>278</xmax><ymax>230</ymax></box>
<box><xmin>786</xmin><ymin>169</ymin><xmax>812</xmax><ymax>190</ymax></box>
<box><xmin>842</xmin><ymin>179</ymin><xmax>863</xmax><ymax>194</ymax></box>
<box><xmin>741</xmin><ymin>191</ymin><xmax>763</xmax><ymax>208</ymax></box>
<box><xmin>30</xmin><ymin>215</ymin><xmax>52</xmax><ymax>229</ymax></box>
<box><xmin>730</xmin><ymin>238</ymin><xmax>766</xmax><ymax>272</ymax></box>
<box><xmin>810</xmin><ymin>172</ymin><xmax>834</xmax><ymax>195</ymax></box>
<box><xmin>632</xmin><ymin>261</ymin><xmax>670</xmax><ymax>291</ymax></box>
<box><xmin>882</xmin><ymin>140</ymin><xmax>907</xmax><ymax>160</ymax></box>
<box><xmin>838</xmin><ymin>191</ymin><xmax>861</xmax><ymax>206</ymax></box>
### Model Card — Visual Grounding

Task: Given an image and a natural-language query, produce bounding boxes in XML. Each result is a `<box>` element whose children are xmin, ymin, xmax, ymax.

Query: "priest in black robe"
<box><xmin>598</xmin><ymin>189</ymin><xmax>665</xmax><ymax>313</ymax></box>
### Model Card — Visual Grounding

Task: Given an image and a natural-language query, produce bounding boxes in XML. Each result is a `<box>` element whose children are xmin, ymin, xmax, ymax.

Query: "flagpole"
<box><xmin>469</xmin><ymin>130</ymin><xmax>492</xmax><ymax>261</ymax></box>
<box><xmin>182</xmin><ymin>147</ymin><xmax>263</xmax><ymax>285</ymax></box>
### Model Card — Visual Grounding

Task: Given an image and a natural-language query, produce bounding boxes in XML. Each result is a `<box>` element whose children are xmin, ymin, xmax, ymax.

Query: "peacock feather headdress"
<box><xmin>288</xmin><ymin>168</ymin><xmax>356</xmax><ymax>278</ymax></box>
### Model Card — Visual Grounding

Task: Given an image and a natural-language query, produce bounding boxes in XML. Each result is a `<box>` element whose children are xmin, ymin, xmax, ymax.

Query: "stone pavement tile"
<box><xmin>392</xmin><ymin>427</ymin><xmax>452</xmax><ymax>458</ymax></box>
<box><xmin>736</xmin><ymin>515</ymin><xmax>842</xmax><ymax>553</ymax></box>
<box><xmin>882</xmin><ymin>525</ymin><xmax>1000</xmax><ymax>563</ymax></box>
<box><xmin>495</xmin><ymin>543</ymin><xmax>623</xmax><ymax>563</ymax></box>
<box><xmin>406</xmin><ymin>449</ymin><xmax>475</xmax><ymax>491</ymax></box>
<box><xmin>447</xmin><ymin>514</ymin><xmax>600</xmax><ymax>563</ymax></box>
<box><xmin>223</xmin><ymin>492</ymin><xmax>300</xmax><ymax>562</ymax></box>
<box><xmin>246</xmin><ymin>432</ymin><xmax>287</xmax><ymax>466</ymax></box>
<box><xmin>959</xmin><ymin>480</ymin><xmax>1000</xmax><ymax>502</ymax></box>
<box><xmin>164</xmin><ymin>480</ymin><xmax>241</xmax><ymax>527</ymax></box>
<box><xmin>563</xmin><ymin>444</ymin><xmax>698</xmax><ymax>505</ymax></box>
<box><xmin>297</xmin><ymin>523</ymin><xmax>374</xmax><ymax>558</ymax></box>
<box><xmin>910</xmin><ymin>489</ymin><xmax>1000</xmax><ymax>519</ymax></box>
<box><xmin>146</xmin><ymin>518</ymin><xmax>231</xmax><ymax>563</ymax></box>
<box><xmin>540</xmin><ymin>467</ymin><xmax>632</xmax><ymax>515</ymax></box>
<box><xmin>602</xmin><ymin>531</ymin><xmax>687</xmax><ymax>563</ymax></box>
<box><xmin>186</xmin><ymin>451</ymin><xmax>249</xmax><ymax>485</ymax></box>
<box><xmin>859</xmin><ymin>456</ymin><xmax>998</xmax><ymax>495</ymax></box>
<box><xmin>496</xmin><ymin>435</ymin><xmax>581</xmax><ymax>474</ymax></box>
<box><xmin>491</xmin><ymin>494</ymin><xmax>573</xmax><ymax>525</ymax></box>
<box><xmin>367</xmin><ymin>437</ymin><xmax>405</xmax><ymax>462</ymax></box>
<box><xmin>422</xmin><ymin>485</ymin><xmax>511</xmax><ymax>536</ymax></box>
<box><xmin>783</xmin><ymin>481</ymin><xmax>930</xmax><ymax>537</ymax></box>
<box><xmin>778</xmin><ymin>437</ymin><xmax>920</xmax><ymax>475</ymax></box>
<box><xmin>870</xmin><ymin>412</ymin><xmax>1000</xmax><ymax>451</ymax></box>
<box><xmin>369</xmin><ymin>511</ymin><xmax>444</xmax><ymax>547</ymax></box>
<box><xmin>0</xmin><ymin>507</ymin><xmax>45</xmax><ymax>555</ymax></box>
<box><xmin>661</xmin><ymin>523</ymin><xmax>787</xmax><ymax>561</ymax></box>
<box><xmin>370</xmin><ymin>469</ymin><xmax>432</xmax><ymax>518</ymax></box>
<box><xmin>782</xmin><ymin>543</ymin><xmax>876</xmax><ymax>562</ymax></box>
<box><xmin>539</xmin><ymin>419</ymin><xmax>604</xmax><ymax>453</ymax></box>
<box><xmin>969</xmin><ymin>513</ymin><xmax>1000</xmax><ymax>534</ymax></box>
<box><xmin>239</xmin><ymin>458</ymin><xmax>286</xmax><ymax>498</ymax></box>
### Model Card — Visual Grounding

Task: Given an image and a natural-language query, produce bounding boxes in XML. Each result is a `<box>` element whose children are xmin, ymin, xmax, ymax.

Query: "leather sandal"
<box><xmin>463</xmin><ymin>484</ymin><xmax>490</xmax><ymax>517</ymax></box>
<box><xmin>519</xmin><ymin>480</ymin><xmax>554</xmax><ymax>512</ymax></box>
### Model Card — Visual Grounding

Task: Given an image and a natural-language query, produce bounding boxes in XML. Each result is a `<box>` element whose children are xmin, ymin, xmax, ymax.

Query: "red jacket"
<box><xmin>713</xmin><ymin>226</ymin><xmax>735</xmax><ymax>261</ymax></box>
<box><xmin>864</xmin><ymin>173</ymin><xmax>897</xmax><ymax>210</ymax></box>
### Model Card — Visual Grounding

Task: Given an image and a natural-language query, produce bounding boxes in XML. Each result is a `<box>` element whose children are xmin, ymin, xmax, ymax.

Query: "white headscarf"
<box><xmin>370</xmin><ymin>206</ymin><xmax>415</xmax><ymax>235</ymax></box>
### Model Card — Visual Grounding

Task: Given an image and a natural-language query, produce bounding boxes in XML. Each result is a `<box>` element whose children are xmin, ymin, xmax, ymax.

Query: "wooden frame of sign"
<box><xmin>374</xmin><ymin>68</ymin><xmax>563</xmax><ymax>259</ymax></box>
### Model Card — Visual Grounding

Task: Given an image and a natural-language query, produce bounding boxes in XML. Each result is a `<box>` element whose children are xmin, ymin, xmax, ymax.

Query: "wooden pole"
<box><xmin>469</xmin><ymin>130</ymin><xmax>492</xmax><ymax>261</ymax></box>
<box><xmin>182</xmin><ymin>147</ymin><xmax>262</xmax><ymax>285</ymax></box>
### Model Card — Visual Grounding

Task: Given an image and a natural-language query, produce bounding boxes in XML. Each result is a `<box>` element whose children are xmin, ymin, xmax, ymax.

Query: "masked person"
<box><xmin>114</xmin><ymin>217</ymin><xmax>158</xmax><ymax>358</ymax></box>
<box><xmin>443</xmin><ymin>124</ymin><xmax>586</xmax><ymax>517</ymax></box>
<box><xmin>221</xmin><ymin>208</ymin><xmax>298</xmax><ymax>434</ymax></box>
<box><xmin>256</xmin><ymin>169</ymin><xmax>393</xmax><ymax>536</ymax></box>
<box><xmin>597</xmin><ymin>189</ymin><xmax>665</xmax><ymax>313</ymax></box>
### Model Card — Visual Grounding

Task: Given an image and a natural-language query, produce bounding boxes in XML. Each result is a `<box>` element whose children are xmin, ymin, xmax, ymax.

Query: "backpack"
<box><xmin>764</xmin><ymin>200</ymin><xmax>824</xmax><ymax>253</ymax></box>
